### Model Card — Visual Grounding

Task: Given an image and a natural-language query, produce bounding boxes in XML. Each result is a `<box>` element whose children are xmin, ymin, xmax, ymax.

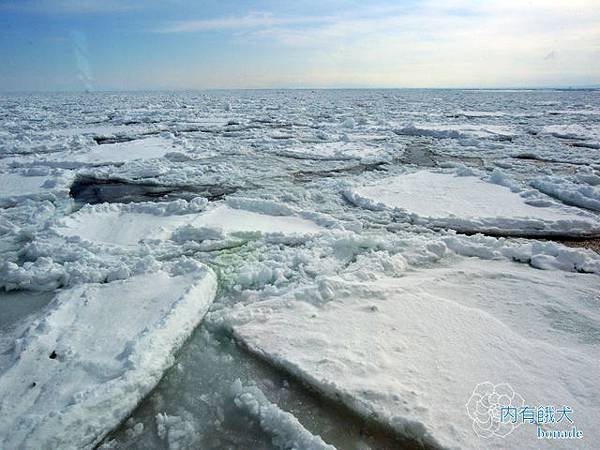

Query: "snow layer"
<box><xmin>541</xmin><ymin>124</ymin><xmax>600</xmax><ymax>148</ymax></box>
<box><xmin>347</xmin><ymin>170</ymin><xmax>600</xmax><ymax>237</ymax></box>
<box><xmin>187</xmin><ymin>205</ymin><xmax>325</xmax><ymax>237</ymax></box>
<box><xmin>531</xmin><ymin>175</ymin><xmax>600</xmax><ymax>211</ymax></box>
<box><xmin>0</xmin><ymin>171</ymin><xmax>73</xmax><ymax>206</ymax></box>
<box><xmin>56</xmin><ymin>201</ymin><xmax>325</xmax><ymax>248</ymax></box>
<box><xmin>57</xmin><ymin>203</ymin><xmax>200</xmax><ymax>247</ymax></box>
<box><xmin>223</xmin><ymin>258</ymin><xmax>600</xmax><ymax>449</ymax></box>
<box><xmin>0</xmin><ymin>264</ymin><xmax>217</xmax><ymax>449</ymax></box>
<box><xmin>43</xmin><ymin>136</ymin><xmax>177</xmax><ymax>168</ymax></box>
<box><xmin>394</xmin><ymin>123</ymin><xmax>515</xmax><ymax>141</ymax></box>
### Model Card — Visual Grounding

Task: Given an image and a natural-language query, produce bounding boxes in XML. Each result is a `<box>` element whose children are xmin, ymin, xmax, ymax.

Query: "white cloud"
<box><xmin>157</xmin><ymin>12</ymin><xmax>328</xmax><ymax>33</ymax></box>
<box><xmin>217</xmin><ymin>0</ymin><xmax>600</xmax><ymax>87</ymax></box>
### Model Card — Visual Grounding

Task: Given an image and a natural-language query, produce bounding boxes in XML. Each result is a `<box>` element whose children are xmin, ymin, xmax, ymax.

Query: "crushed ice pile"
<box><xmin>1</xmin><ymin>90</ymin><xmax>599</xmax><ymax>449</ymax></box>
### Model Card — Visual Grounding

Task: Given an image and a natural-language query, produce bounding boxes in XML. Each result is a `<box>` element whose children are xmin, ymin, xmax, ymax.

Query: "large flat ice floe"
<box><xmin>58</xmin><ymin>203</ymin><xmax>200</xmax><ymax>247</ymax></box>
<box><xmin>0</xmin><ymin>172</ymin><xmax>73</xmax><ymax>207</ymax></box>
<box><xmin>186</xmin><ymin>204</ymin><xmax>325</xmax><ymax>237</ymax></box>
<box><xmin>56</xmin><ymin>200</ymin><xmax>326</xmax><ymax>247</ymax></box>
<box><xmin>222</xmin><ymin>258</ymin><xmax>600</xmax><ymax>449</ymax></box>
<box><xmin>42</xmin><ymin>136</ymin><xmax>177</xmax><ymax>168</ymax></box>
<box><xmin>394</xmin><ymin>123</ymin><xmax>515</xmax><ymax>141</ymax></box>
<box><xmin>277</xmin><ymin>141</ymin><xmax>383</xmax><ymax>161</ymax></box>
<box><xmin>0</xmin><ymin>264</ymin><xmax>217</xmax><ymax>449</ymax></box>
<box><xmin>346</xmin><ymin>171</ymin><xmax>600</xmax><ymax>237</ymax></box>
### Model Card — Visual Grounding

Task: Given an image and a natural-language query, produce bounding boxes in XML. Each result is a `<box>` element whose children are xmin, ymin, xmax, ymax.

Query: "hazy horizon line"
<box><xmin>2</xmin><ymin>85</ymin><xmax>599</xmax><ymax>95</ymax></box>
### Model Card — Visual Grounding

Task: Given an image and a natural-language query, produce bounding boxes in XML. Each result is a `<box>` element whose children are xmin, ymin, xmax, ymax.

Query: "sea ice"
<box><xmin>223</xmin><ymin>257</ymin><xmax>600</xmax><ymax>449</ymax></box>
<box><xmin>56</xmin><ymin>201</ymin><xmax>325</xmax><ymax>248</ymax></box>
<box><xmin>541</xmin><ymin>124</ymin><xmax>600</xmax><ymax>149</ymax></box>
<box><xmin>43</xmin><ymin>136</ymin><xmax>179</xmax><ymax>168</ymax></box>
<box><xmin>394</xmin><ymin>123</ymin><xmax>515</xmax><ymax>141</ymax></box>
<box><xmin>531</xmin><ymin>175</ymin><xmax>600</xmax><ymax>212</ymax></box>
<box><xmin>0</xmin><ymin>264</ymin><xmax>217</xmax><ymax>449</ymax></box>
<box><xmin>186</xmin><ymin>205</ymin><xmax>325</xmax><ymax>237</ymax></box>
<box><xmin>0</xmin><ymin>171</ymin><xmax>73</xmax><ymax>206</ymax></box>
<box><xmin>231</xmin><ymin>379</ymin><xmax>335</xmax><ymax>450</ymax></box>
<box><xmin>3</xmin><ymin>89</ymin><xmax>600</xmax><ymax>449</ymax></box>
<box><xmin>346</xmin><ymin>170</ymin><xmax>600</xmax><ymax>237</ymax></box>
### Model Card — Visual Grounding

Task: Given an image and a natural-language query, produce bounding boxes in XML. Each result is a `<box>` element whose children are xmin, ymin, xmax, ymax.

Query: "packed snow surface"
<box><xmin>348</xmin><ymin>170</ymin><xmax>600</xmax><ymax>236</ymax></box>
<box><xmin>224</xmin><ymin>258</ymin><xmax>600</xmax><ymax>449</ymax></box>
<box><xmin>1</xmin><ymin>89</ymin><xmax>600</xmax><ymax>449</ymax></box>
<box><xmin>58</xmin><ymin>207</ymin><xmax>195</xmax><ymax>247</ymax></box>
<box><xmin>0</xmin><ymin>174</ymin><xmax>51</xmax><ymax>197</ymax></box>
<box><xmin>56</xmin><ymin>202</ymin><xmax>324</xmax><ymax>247</ymax></box>
<box><xmin>394</xmin><ymin>123</ymin><xmax>515</xmax><ymax>140</ymax></box>
<box><xmin>0</xmin><ymin>172</ymin><xmax>73</xmax><ymax>206</ymax></box>
<box><xmin>188</xmin><ymin>205</ymin><xmax>325</xmax><ymax>236</ymax></box>
<box><xmin>0</xmin><ymin>265</ymin><xmax>217</xmax><ymax>449</ymax></box>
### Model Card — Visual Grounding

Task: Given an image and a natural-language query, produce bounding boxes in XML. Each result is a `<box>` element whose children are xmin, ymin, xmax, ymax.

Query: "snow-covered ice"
<box><xmin>531</xmin><ymin>172</ymin><xmax>600</xmax><ymax>212</ymax></box>
<box><xmin>56</xmin><ymin>200</ymin><xmax>325</xmax><ymax>248</ymax></box>
<box><xmin>0</xmin><ymin>264</ymin><xmax>217</xmax><ymax>449</ymax></box>
<box><xmin>223</xmin><ymin>257</ymin><xmax>600</xmax><ymax>449</ymax></box>
<box><xmin>347</xmin><ymin>170</ymin><xmax>600</xmax><ymax>237</ymax></box>
<box><xmin>394</xmin><ymin>123</ymin><xmax>515</xmax><ymax>141</ymax></box>
<box><xmin>0</xmin><ymin>171</ymin><xmax>73</xmax><ymax>206</ymax></box>
<box><xmin>57</xmin><ymin>202</ymin><xmax>204</xmax><ymax>247</ymax></box>
<box><xmin>541</xmin><ymin>124</ymin><xmax>600</xmax><ymax>149</ymax></box>
<box><xmin>1</xmin><ymin>89</ymin><xmax>599</xmax><ymax>450</ymax></box>
<box><xmin>49</xmin><ymin>136</ymin><xmax>179</xmax><ymax>168</ymax></box>
<box><xmin>231</xmin><ymin>379</ymin><xmax>335</xmax><ymax>450</ymax></box>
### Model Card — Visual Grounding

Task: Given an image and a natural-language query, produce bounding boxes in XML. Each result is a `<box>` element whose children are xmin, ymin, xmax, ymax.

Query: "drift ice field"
<box><xmin>1</xmin><ymin>89</ymin><xmax>599</xmax><ymax>449</ymax></box>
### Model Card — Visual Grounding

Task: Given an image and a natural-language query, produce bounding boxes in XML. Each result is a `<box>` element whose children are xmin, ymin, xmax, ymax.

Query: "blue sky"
<box><xmin>1</xmin><ymin>0</ymin><xmax>599</xmax><ymax>91</ymax></box>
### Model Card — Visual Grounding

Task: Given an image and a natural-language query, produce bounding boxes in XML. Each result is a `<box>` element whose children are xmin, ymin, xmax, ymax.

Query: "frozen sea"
<box><xmin>0</xmin><ymin>89</ymin><xmax>599</xmax><ymax>449</ymax></box>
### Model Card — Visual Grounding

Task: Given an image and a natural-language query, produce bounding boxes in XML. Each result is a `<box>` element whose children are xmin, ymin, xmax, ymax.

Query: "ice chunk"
<box><xmin>231</xmin><ymin>379</ymin><xmax>335</xmax><ymax>450</ymax></box>
<box><xmin>541</xmin><ymin>124</ymin><xmax>600</xmax><ymax>148</ymax></box>
<box><xmin>57</xmin><ymin>201</ymin><xmax>325</xmax><ymax>248</ymax></box>
<box><xmin>57</xmin><ymin>202</ymin><xmax>204</xmax><ymax>247</ymax></box>
<box><xmin>155</xmin><ymin>412</ymin><xmax>199</xmax><ymax>450</ymax></box>
<box><xmin>223</xmin><ymin>259</ymin><xmax>600</xmax><ymax>449</ymax></box>
<box><xmin>531</xmin><ymin>176</ymin><xmax>600</xmax><ymax>211</ymax></box>
<box><xmin>187</xmin><ymin>205</ymin><xmax>325</xmax><ymax>237</ymax></box>
<box><xmin>0</xmin><ymin>264</ymin><xmax>217</xmax><ymax>449</ymax></box>
<box><xmin>394</xmin><ymin>123</ymin><xmax>515</xmax><ymax>141</ymax></box>
<box><xmin>346</xmin><ymin>171</ymin><xmax>600</xmax><ymax>237</ymax></box>
<box><xmin>42</xmin><ymin>137</ymin><xmax>177</xmax><ymax>168</ymax></box>
<box><xmin>0</xmin><ymin>172</ymin><xmax>73</xmax><ymax>207</ymax></box>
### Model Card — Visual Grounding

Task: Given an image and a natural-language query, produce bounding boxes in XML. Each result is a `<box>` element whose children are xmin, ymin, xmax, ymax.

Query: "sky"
<box><xmin>0</xmin><ymin>0</ymin><xmax>599</xmax><ymax>91</ymax></box>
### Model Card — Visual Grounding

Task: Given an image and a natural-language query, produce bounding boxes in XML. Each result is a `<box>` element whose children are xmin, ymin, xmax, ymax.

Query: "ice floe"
<box><xmin>38</xmin><ymin>136</ymin><xmax>179</xmax><ymax>169</ymax></box>
<box><xmin>276</xmin><ymin>141</ymin><xmax>384</xmax><ymax>162</ymax></box>
<box><xmin>0</xmin><ymin>171</ymin><xmax>74</xmax><ymax>207</ymax></box>
<box><xmin>231</xmin><ymin>379</ymin><xmax>335</xmax><ymax>450</ymax></box>
<box><xmin>0</xmin><ymin>264</ymin><xmax>217</xmax><ymax>449</ymax></box>
<box><xmin>346</xmin><ymin>170</ymin><xmax>600</xmax><ymax>237</ymax></box>
<box><xmin>531</xmin><ymin>171</ymin><xmax>600</xmax><ymax>211</ymax></box>
<box><xmin>56</xmin><ymin>198</ymin><xmax>326</xmax><ymax>248</ymax></box>
<box><xmin>222</xmin><ymin>258</ymin><xmax>600</xmax><ymax>449</ymax></box>
<box><xmin>394</xmin><ymin>123</ymin><xmax>515</xmax><ymax>141</ymax></box>
<box><xmin>185</xmin><ymin>204</ymin><xmax>326</xmax><ymax>238</ymax></box>
<box><xmin>541</xmin><ymin>124</ymin><xmax>600</xmax><ymax>149</ymax></box>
